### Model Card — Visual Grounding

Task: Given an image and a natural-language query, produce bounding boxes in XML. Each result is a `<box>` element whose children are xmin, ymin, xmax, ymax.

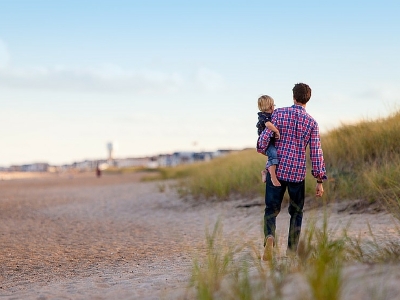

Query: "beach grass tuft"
<box><xmin>187</xmin><ymin>212</ymin><xmax>400</xmax><ymax>300</ymax></box>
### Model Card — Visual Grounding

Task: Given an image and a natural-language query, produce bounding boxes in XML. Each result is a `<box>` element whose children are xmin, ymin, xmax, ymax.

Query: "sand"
<box><xmin>1</xmin><ymin>172</ymin><xmax>400</xmax><ymax>299</ymax></box>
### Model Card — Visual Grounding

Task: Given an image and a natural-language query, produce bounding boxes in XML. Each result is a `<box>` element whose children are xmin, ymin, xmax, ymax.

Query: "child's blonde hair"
<box><xmin>258</xmin><ymin>95</ymin><xmax>275</xmax><ymax>112</ymax></box>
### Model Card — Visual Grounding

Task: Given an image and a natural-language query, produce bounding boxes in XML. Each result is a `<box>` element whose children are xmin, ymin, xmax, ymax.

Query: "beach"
<box><xmin>1</xmin><ymin>172</ymin><xmax>400</xmax><ymax>299</ymax></box>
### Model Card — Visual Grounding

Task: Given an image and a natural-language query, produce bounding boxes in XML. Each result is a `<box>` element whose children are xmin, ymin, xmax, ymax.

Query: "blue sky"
<box><xmin>0</xmin><ymin>0</ymin><xmax>399</xmax><ymax>166</ymax></box>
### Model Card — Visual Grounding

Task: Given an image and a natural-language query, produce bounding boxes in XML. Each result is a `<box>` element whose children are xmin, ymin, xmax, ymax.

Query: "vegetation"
<box><xmin>140</xmin><ymin>110</ymin><xmax>400</xmax><ymax>213</ymax></box>
<box><xmin>322</xmin><ymin>110</ymin><xmax>400</xmax><ymax>203</ymax></box>
<box><xmin>181</xmin><ymin>111</ymin><xmax>400</xmax><ymax>299</ymax></box>
<box><xmin>187</xmin><ymin>216</ymin><xmax>400</xmax><ymax>300</ymax></box>
<box><xmin>136</xmin><ymin>111</ymin><xmax>400</xmax><ymax>299</ymax></box>
<box><xmin>105</xmin><ymin>112</ymin><xmax>400</xmax><ymax>299</ymax></box>
<box><xmin>141</xmin><ymin>150</ymin><xmax>266</xmax><ymax>200</ymax></box>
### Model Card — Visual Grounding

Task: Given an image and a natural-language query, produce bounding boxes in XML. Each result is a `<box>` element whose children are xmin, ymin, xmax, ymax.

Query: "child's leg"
<box><xmin>268</xmin><ymin>164</ymin><xmax>281</xmax><ymax>187</ymax></box>
<box><xmin>266</xmin><ymin>144</ymin><xmax>280</xmax><ymax>186</ymax></box>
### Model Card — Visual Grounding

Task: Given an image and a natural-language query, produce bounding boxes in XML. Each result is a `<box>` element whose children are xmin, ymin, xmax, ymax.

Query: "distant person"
<box><xmin>96</xmin><ymin>163</ymin><xmax>101</xmax><ymax>178</ymax></box>
<box><xmin>257</xmin><ymin>83</ymin><xmax>327</xmax><ymax>260</ymax></box>
<box><xmin>256</xmin><ymin>95</ymin><xmax>281</xmax><ymax>186</ymax></box>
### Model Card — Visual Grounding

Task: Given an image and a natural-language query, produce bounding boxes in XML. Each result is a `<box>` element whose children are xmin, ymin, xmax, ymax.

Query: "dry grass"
<box><xmin>188</xmin><ymin>214</ymin><xmax>400</xmax><ymax>300</ymax></box>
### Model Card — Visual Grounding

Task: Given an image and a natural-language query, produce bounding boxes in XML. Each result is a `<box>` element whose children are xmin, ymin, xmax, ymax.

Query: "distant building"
<box><xmin>213</xmin><ymin>149</ymin><xmax>233</xmax><ymax>157</ymax></box>
<box><xmin>155</xmin><ymin>152</ymin><xmax>194</xmax><ymax>167</ymax></box>
<box><xmin>1</xmin><ymin>148</ymin><xmax>237</xmax><ymax>173</ymax></box>
<box><xmin>20</xmin><ymin>163</ymin><xmax>49</xmax><ymax>172</ymax></box>
<box><xmin>71</xmin><ymin>160</ymin><xmax>101</xmax><ymax>171</ymax></box>
<box><xmin>193</xmin><ymin>152</ymin><xmax>213</xmax><ymax>162</ymax></box>
<box><xmin>114</xmin><ymin>157</ymin><xmax>152</xmax><ymax>168</ymax></box>
<box><xmin>155</xmin><ymin>150</ymin><xmax>231</xmax><ymax>168</ymax></box>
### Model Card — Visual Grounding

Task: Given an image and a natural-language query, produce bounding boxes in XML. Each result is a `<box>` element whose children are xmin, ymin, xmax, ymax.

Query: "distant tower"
<box><xmin>107</xmin><ymin>142</ymin><xmax>114</xmax><ymax>162</ymax></box>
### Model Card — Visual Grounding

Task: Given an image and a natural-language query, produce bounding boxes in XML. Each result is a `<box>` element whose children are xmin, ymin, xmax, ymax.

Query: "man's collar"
<box><xmin>292</xmin><ymin>104</ymin><xmax>306</xmax><ymax>110</ymax></box>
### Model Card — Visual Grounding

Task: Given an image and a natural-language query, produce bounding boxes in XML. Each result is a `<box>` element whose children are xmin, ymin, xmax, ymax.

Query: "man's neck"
<box><xmin>294</xmin><ymin>100</ymin><xmax>306</xmax><ymax>108</ymax></box>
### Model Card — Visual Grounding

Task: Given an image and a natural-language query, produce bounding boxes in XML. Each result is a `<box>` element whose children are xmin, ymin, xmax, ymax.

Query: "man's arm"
<box><xmin>309</xmin><ymin>124</ymin><xmax>327</xmax><ymax>198</ymax></box>
<box><xmin>309</xmin><ymin>124</ymin><xmax>327</xmax><ymax>181</ymax></box>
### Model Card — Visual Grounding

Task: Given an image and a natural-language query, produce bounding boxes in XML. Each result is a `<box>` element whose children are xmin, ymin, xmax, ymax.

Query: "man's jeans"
<box><xmin>264</xmin><ymin>172</ymin><xmax>305</xmax><ymax>251</ymax></box>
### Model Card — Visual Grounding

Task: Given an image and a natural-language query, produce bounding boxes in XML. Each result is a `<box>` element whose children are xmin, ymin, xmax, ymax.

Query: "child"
<box><xmin>256</xmin><ymin>95</ymin><xmax>281</xmax><ymax>186</ymax></box>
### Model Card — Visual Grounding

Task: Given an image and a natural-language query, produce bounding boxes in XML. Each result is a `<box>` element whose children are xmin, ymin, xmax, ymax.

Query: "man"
<box><xmin>257</xmin><ymin>82</ymin><xmax>327</xmax><ymax>260</ymax></box>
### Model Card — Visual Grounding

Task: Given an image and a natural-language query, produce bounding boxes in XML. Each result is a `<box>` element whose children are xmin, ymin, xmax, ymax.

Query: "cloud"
<box><xmin>0</xmin><ymin>45</ymin><xmax>226</xmax><ymax>95</ymax></box>
<box><xmin>0</xmin><ymin>39</ymin><xmax>10</xmax><ymax>69</ymax></box>
<box><xmin>0</xmin><ymin>63</ymin><xmax>185</xmax><ymax>94</ymax></box>
<box><xmin>358</xmin><ymin>84</ymin><xmax>400</xmax><ymax>103</ymax></box>
<box><xmin>195</xmin><ymin>67</ymin><xmax>226</xmax><ymax>92</ymax></box>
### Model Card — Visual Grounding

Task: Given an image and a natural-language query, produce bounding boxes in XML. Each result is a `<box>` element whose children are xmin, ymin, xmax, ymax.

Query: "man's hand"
<box><xmin>315</xmin><ymin>183</ymin><xmax>324</xmax><ymax>197</ymax></box>
<box><xmin>274</xmin><ymin>131</ymin><xmax>280</xmax><ymax>139</ymax></box>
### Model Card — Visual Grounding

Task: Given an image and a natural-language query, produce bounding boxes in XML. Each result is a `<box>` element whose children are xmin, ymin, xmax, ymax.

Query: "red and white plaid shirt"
<box><xmin>257</xmin><ymin>104</ymin><xmax>327</xmax><ymax>182</ymax></box>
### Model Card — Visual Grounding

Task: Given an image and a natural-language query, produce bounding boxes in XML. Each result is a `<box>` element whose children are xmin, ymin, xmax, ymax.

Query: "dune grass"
<box><xmin>142</xmin><ymin>150</ymin><xmax>267</xmax><ymax>200</ymax></box>
<box><xmin>143</xmin><ymin>149</ymin><xmax>322</xmax><ymax>201</ymax></box>
<box><xmin>176</xmin><ymin>150</ymin><xmax>267</xmax><ymax>200</ymax></box>
<box><xmin>321</xmin><ymin>110</ymin><xmax>400</xmax><ymax>203</ymax></box>
<box><xmin>187</xmin><ymin>214</ymin><xmax>400</xmax><ymax>300</ymax></box>
<box><xmin>183</xmin><ymin>111</ymin><xmax>400</xmax><ymax>299</ymax></box>
<box><xmin>140</xmin><ymin>110</ymin><xmax>400</xmax><ymax>217</ymax></box>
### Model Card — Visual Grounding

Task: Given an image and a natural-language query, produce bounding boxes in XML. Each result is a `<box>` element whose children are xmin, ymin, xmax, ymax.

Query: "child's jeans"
<box><xmin>266</xmin><ymin>144</ymin><xmax>278</xmax><ymax>169</ymax></box>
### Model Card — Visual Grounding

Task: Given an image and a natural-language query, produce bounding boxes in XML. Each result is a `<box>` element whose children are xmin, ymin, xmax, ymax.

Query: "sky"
<box><xmin>0</xmin><ymin>0</ymin><xmax>399</xmax><ymax>166</ymax></box>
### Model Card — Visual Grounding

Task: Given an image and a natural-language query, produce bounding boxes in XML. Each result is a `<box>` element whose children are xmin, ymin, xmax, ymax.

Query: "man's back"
<box><xmin>259</xmin><ymin>104</ymin><xmax>326</xmax><ymax>182</ymax></box>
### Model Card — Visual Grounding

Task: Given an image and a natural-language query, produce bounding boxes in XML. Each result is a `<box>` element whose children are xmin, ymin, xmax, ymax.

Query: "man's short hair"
<box><xmin>292</xmin><ymin>83</ymin><xmax>311</xmax><ymax>104</ymax></box>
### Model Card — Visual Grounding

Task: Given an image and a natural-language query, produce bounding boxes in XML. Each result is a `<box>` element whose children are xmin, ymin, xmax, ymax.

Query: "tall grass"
<box><xmin>177</xmin><ymin>150</ymin><xmax>266</xmax><ymax>200</ymax></box>
<box><xmin>190</xmin><ymin>220</ymin><xmax>237</xmax><ymax>299</ymax></box>
<box><xmin>323</xmin><ymin>111</ymin><xmax>400</xmax><ymax>172</ymax></box>
<box><xmin>297</xmin><ymin>215</ymin><xmax>345</xmax><ymax>300</ymax></box>
<box><xmin>143</xmin><ymin>150</ymin><xmax>267</xmax><ymax>200</ymax></box>
<box><xmin>182</xmin><ymin>111</ymin><xmax>400</xmax><ymax>299</ymax></box>
<box><xmin>144</xmin><ymin>149</ymin><xmax>321</xmax><ymax>201</ymax></box>
<box><xmin>187</xmin><ymin>214</ymin><xmax>400</xmax><ymax>300</ymax></box>
<box><xmin>139</xmin><ymin>110</ymin><xmax>400</xmax><ymax>213</ymax></box>
<box><xmin>321</xmin><ymin>110</ymin><xmax>400</xmax><ymax>202</ymax></box>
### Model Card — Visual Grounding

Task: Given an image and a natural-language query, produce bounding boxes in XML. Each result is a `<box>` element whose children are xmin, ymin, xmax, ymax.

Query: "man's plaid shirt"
<box><xmin>257</xmin><ymin>104</ymin><xmax>327</xmax><ymax>182</ymax></box>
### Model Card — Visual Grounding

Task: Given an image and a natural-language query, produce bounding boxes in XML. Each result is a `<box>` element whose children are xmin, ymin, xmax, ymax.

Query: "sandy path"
<box><xmin>1</xmin><ymin>172</ymin><xmax>400</xmax><ymax>299</ymax></box>
<box><xmin>1</xmin><ymin>173</ymin><xmax>252</xmax><ymax>299</ymax></box>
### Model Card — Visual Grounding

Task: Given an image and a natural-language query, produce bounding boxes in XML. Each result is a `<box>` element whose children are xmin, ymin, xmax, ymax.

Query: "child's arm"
<box><xmin>265</xmin><ymin>121</ymin><xmax>280</xmax><ymax>139</ymax></box>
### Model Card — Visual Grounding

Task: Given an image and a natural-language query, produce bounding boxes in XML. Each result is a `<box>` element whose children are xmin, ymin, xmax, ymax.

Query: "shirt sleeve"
<box><xmin>257</xmin><ymin>113</ymin><xmax>275</xmax><ymax>154</ymax></box>
<box><xmin>257</xmin><ymin>128</ymin><xmax>273</xmax><ymax>154</ymax></box>
<box><xmin>309</xmin><ymin>124</ymin><xmax>328</xmax><ymax>180</ymax></box>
